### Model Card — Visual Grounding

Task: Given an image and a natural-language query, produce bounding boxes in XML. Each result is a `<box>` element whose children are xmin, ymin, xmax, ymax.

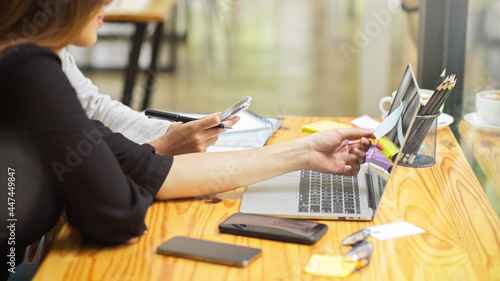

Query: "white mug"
<box><xmin>476</xmin><ymin>90</ymin><xmax>500</xmax><ymax>126</ymax></box>
<box><xmin>379</xmin><ymin>89</ymin><xmax>439</xmax><ymax>118</ymax></box>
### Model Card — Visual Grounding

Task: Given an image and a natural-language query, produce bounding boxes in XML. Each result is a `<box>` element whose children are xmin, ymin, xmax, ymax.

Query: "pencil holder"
<box><xmin>398</xmin><ymin>112</ymin><xmax>440</xmax><ymax>168</ymax></box>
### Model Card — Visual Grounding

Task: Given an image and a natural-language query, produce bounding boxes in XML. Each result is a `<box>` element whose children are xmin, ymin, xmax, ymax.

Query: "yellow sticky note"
<box><xmin>305</xmin><ymin>254</ymin><xmax>360</xmax><ymax>278</ymax></box>
<box><xmin>378</xmin><ymin>137</ymin><xmax>399</xmax><ymax>159</ymax></box>
<box><xmin>302</xmin><ymin>120</ymin><xmax>353</xmax><ymax>133</ymax></box>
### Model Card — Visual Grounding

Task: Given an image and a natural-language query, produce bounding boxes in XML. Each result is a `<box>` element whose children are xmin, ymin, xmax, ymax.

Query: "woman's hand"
<box><xmin>302</xmin><ymin>128</ymin><xmax>374</xmax><ymax>176</ymax></box>
<box><xmin>148</xmin><ymin>112</ymin><xmax>239</xmax><ymax>155</ymax></box>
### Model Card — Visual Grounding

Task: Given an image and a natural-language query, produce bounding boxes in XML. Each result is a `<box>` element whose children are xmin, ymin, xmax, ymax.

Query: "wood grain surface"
<box><xmin>33</xmin><ymin>117</ymin><xmax>500</xmax><ymax>281</ymax></box>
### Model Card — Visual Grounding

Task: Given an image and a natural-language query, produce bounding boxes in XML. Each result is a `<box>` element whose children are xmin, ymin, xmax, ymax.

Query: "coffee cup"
<box><xmin>379</xmin><ymin>89</ymin><xmax>439</xmax><ymax>118</ymax></box>
<box><xmin>476</xmin><ymin>90</ymin><xmax>500</xmax><ymax>126</ymax></box>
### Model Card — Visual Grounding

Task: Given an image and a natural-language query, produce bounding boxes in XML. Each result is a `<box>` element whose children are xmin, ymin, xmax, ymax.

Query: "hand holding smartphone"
<box><xmin>145</xmin><ymin>96</ymin><xmax>251</xmax><ymax>128</ymax></box>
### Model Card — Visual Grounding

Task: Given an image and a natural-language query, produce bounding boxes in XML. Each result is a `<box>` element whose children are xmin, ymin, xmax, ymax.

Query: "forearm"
<box><xmin>156</xmin><ymin>140</ymin><xmax>308</xmax><ymax>199</ymax></box>
<box><xmin>156</xmin><ymin>127</ymin><xmax>374</xmax><ymax>200</ymax></box>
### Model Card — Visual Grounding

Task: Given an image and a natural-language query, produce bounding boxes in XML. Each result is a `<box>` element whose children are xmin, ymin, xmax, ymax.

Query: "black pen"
<box><xmin>144</xmin><ymin>109</ymin><xmax>232</xmax><ymax>129</ymax></box>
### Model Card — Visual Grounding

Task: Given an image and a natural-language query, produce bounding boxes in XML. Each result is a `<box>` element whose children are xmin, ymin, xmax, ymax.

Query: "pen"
<box><xmin>145</xmin><ymin>109</ymin><xmax>232</xmax><ymax>129</ymax></box>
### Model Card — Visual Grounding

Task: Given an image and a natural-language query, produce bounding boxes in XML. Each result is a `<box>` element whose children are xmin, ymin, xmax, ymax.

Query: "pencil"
<box><xmin>435</xmin><ymin>69</ymin><xmax>446</xmax><ymax>89</ymax></box>
<box><xmin>420</xmin><ymin>82</ymin><xmax>446</xmax><ymax>115</ymax></box>
<box><xmin>404</xmin><ymin>74</ymin><xmax>457</xmax><ymax>165</ymax></box>
<box><xmin>433</xmin><ymin>80</ymin><xmax>456</xmax><ymax>114</ymax></box>
<box><xmin>144</xmin><ymin>109</ymin><xmax>232</xmax><ymax>129</ymax></box>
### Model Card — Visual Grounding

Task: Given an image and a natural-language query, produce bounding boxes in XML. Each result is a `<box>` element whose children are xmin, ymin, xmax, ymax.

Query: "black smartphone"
<box><xmin>157</xmin><ymin>236</ymin><xmax>261</xmax><ymax>267</ymax></box>
<box><xmin>218</xmin><ymin>213</ymin><xmax>328</xmax><ymax>245</ymax></box>
<box><xmin>221</xmin><ymin>96</ymin><xmax>252</xmax><ymax>121</ymax></box>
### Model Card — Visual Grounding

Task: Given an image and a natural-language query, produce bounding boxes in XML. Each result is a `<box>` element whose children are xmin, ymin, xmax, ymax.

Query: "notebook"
<box><xmin>239</xmin><ymin>64</ymin><xmax>421</xmax><ymax>220</ymax></box>
<box><xmin>159</xmin><ymin>110</ymin><xmax>283</xmax><ymax>152</ymax></box>
<box><xmin>207</xmin><ymin>111</ymin><xmax>283</xmax><ymax>152</ymax></box>
<box><xmin>228</xmin><ymin>110</ymin><xmax>283</xmax><ymax>133</ymax></box>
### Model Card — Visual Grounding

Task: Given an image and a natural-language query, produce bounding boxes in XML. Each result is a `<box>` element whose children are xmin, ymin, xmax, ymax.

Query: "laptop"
<box><xmin>239</xmin><ymin>64</ymin><xmax>421</xmax><ymax>221</ymax></box>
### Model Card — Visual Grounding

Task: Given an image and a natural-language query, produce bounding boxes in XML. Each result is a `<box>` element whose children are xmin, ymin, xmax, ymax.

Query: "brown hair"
<box><xmin>0</xmin><ymin>0</ymin><xmax>107</xmax><ymax>54</ymax></box>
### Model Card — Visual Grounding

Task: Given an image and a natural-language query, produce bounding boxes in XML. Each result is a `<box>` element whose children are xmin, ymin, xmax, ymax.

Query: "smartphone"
<box><xmin>221</xmin><ymin>96</ymin><xmax>252</xmax><ymax>121</ymax></box>
<box><xmin>157</xmin><ymin>236</ymin><xmax>261</xmax><ymax>267</ymax></box>
<box><xmin>218</xmin><ymin>213</ymin><xmax>328</xmax><ymax>245</ymax></box>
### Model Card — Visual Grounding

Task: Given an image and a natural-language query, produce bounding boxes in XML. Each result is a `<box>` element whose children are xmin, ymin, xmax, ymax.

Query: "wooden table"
<box><xmin>459</xmin><ymin>120</ymin><xmax>500</xmax><ymax>198</ymax></box>
<box><xmin>33</xmin><ymin>117</ymin><xmax>500</xmax><ymax>281</ymax></box>
<box><xmin>105</xmin><ymin>0</ymin><xmax>178</xmax><ymax>110</ymax></box>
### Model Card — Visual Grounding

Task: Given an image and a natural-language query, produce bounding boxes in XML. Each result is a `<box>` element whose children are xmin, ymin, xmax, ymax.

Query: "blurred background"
<box><xmin>8</xmin><ymin>2</ymin><xmax>500</xmax><ymax>279</ymax></box>
<box><xmin>68</xmin><ymin>0</ymin><xmax>500</xmax><ymax>118</ymax></box>
<box><xmin>66</xmin><ymin>0</ymin><xmax>500</xmax><ymax>215</ymax></box>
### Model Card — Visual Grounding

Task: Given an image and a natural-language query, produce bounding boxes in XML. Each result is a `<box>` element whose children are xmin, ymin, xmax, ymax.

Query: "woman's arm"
<box><xmin>157</xmin><ymin>128</ymin><xmax>373</xmax><ymax>200</ymax></box>
<box><xmin>5</xmin><ymin>48</ymin><xmax>172</xmax><ymax>244</ymax></box>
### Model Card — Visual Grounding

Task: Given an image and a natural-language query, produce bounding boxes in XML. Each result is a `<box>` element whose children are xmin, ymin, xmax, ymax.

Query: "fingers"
<box><xmin>190</xmin><ymin>112</ymin><xmax>224</xmax><ymax>130</ymax></box>
<box><xmin>154</xmin><ymin>113</ymin><xmax>227</xmax><ymax>155</ymax></box>
<box><xmin>174</xmin><ymin>112</ymin><xmax>237</xmax><ymax>133</ymax></box>
<box><xmin>338</xmin><ymin>146</ymin><xmax>367</xmax><ymax>176</ymax></box>
<box><xmin>342</xmin><ymin>165</ymin><xmax>354</xmax><ymax>176</ymax></box>
<box><xmin>359</xmin><ymin>137</ymin><xmax>372</xmax><ymax>151</ymax></box>
<box><xmin>199</xmin><ymin>113</ymin><xmax>240</xmax><ymax>129</ymax></box>
<box><xmin>346</xmin><ymin>152</ymin><xmax>362</xmax><ymax>175</ymax></box>
<box><xmin>337</xmin><ymin>128</ymin><xmax>375</xmax><ymax>140</ymax></box>
<box><xmin>348</xmin><ymin>138</ymin><xmax>370</xmax><ymax>157</ymax></box>
<box><xmin>222</xmin><ymin>116</ymin><xmax>240</xmax><ymax>127</ymax></box>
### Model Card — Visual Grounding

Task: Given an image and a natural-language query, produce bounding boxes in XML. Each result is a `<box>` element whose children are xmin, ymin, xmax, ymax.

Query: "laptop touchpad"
<box><xmin>246</xmin><ymin>175</ymin><xmax>298</xmax><ymax>198</ymax></box>
<box><xmin>240</xmin><ymin>175</ymin><xmax>299</xmax><ymax>214</ymax></box>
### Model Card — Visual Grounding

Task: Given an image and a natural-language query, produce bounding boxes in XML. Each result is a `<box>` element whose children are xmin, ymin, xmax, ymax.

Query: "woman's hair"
<box><xmin>0</xmin><ymin>0</ymin><xmax>106</xmax><ymax>54</ymax></box>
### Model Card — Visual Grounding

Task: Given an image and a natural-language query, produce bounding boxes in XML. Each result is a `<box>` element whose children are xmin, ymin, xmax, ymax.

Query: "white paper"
<box><xmin>373</xmin><ymin>101</ymin><xmax>405</xmax><ymax>139</ymax></box>
<box><xmin>368</xmin><ymin>221</ymin><xmax>425</xmax><ymax>240</ymax></box>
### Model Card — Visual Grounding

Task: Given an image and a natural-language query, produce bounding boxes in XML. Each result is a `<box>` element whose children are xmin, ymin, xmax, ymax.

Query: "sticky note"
<box><xmin>350</xmin><ymin>114</ymin><xmax>380</xmax><ymax>129</ymax></box>
<box><xmin>374</xmin><ymin>101</ymin><xmax>405</xmax><ymax>139</ymax></box>
<box><xmin>378</xmin><ymin>137</ymin><xmax>399</xmax><ymax>159</ymax></box>
<box><xmin>302</xmin><ymin>120</ymin><xmax>353</xmax><ymax>133</ymax></box>
<box><xmin>368</xmin><ymin>221</ymin><xmax>425</xmax><ymax>240</ymax></box>
<box><xmin>305</xmin><ymin>254</ymin><xmax>360</xmax><ymax>278</ymax></box>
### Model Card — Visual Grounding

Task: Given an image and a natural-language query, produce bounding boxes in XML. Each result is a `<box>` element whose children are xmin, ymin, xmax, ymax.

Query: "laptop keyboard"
<box><xmin>378</xmin><ymin>176</ymin><xmax>386</xmax><ymax>196</ymax></box>
<box><xmin>298</xmin><ymin>170</ymin><xmax>360</xmax><ymax>214</ymax></box>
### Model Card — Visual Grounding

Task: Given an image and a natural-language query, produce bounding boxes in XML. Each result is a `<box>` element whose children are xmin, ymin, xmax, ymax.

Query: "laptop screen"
<box><xmin>239</xmin><ymin>64</ymin><xmax>422</xmax><ymax>220</ymax></box>
<box><xmin>364</xmin><ymin>64</ymin><xmax>421</xmax><ymax>213</ymax></box>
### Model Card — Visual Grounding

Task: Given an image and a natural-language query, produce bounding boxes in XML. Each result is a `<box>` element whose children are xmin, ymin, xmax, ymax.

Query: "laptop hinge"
<box><xmin>365</xmin><ymin>170</ymin><xmax>376</xmax><ymax>213</ymax></box>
